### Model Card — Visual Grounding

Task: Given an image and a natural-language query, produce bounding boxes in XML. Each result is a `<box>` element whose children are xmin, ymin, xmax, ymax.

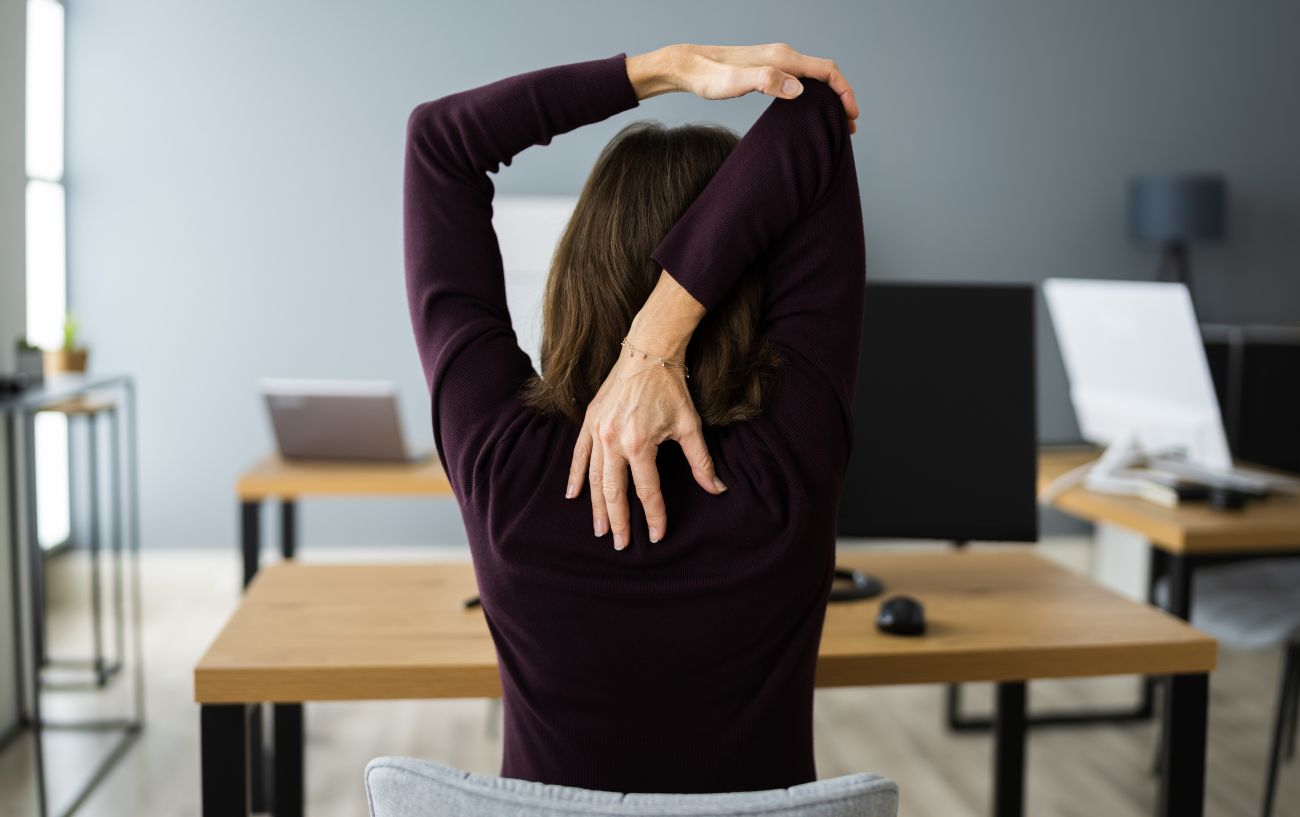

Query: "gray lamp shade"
<box><xmin>1128</xmin><ymin>174</ymin><xmax>1227</xmax><ymax>245</ymax></box>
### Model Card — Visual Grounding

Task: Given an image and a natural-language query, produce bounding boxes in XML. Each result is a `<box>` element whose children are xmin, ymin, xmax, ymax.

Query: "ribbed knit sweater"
<box><xmin>403</xmin><ymin>53</ymin><xmax>865</xmax><ymax>794</ymax></box>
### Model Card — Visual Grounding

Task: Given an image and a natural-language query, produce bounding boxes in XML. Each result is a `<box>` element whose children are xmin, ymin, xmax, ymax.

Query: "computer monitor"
<box><xmin>1204</xmin><ymin>324</ymin><xmax>1300</xmax><ymax>475</ymax></box>
<box><xmin>837</xmin><ymin>281</ymin><xmax>1038</xmax><ymax>542</ymax></box>
<box><xmin>1042</xmin><ymin>279</ymin><xmax>1232</xmax><ymax>471</ymax></box>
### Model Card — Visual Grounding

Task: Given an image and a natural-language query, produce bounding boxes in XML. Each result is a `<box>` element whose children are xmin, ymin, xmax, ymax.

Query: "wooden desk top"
<box><xmin>1039</xmin><ymin>448</ymin><xmax>1300</xmax><ymax>555</ymax></box>
<box><xmin>194</xmin><ymin>549</ymin><xmax>1215</xmax><ymax>704</ymax></box>
<box><xmin>236</xmin><ymin>454</ymin><xmax>453</xmax><ymax>501</ymax></box>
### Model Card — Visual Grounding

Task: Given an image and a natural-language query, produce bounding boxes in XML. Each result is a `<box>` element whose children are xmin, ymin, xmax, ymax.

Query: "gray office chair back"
<box><xmin>365</xmin><ymin>757</ymin><xmax>899</xmax><ymax>817</ymax></box>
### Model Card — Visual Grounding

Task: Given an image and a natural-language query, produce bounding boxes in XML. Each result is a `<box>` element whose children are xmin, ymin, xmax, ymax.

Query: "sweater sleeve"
<box><xmin>404</xmin><ymin>54</ymin><xmax>640</xmax><ymax>495</ymax></box>
<box><xmin>649</xmin><ymin>80</ymin><xmax>866</xmax><ymax>446</ymax></box>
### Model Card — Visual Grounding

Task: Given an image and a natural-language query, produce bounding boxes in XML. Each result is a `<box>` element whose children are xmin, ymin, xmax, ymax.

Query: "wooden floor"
<box><xmin>1</xmin><ymin>540</ymin><xmax>1296</xmax><ymax>817</ymax></box>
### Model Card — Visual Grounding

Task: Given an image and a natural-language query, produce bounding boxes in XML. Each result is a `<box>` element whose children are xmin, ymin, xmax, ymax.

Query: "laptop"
<box><xmin>260</xmin><ymin>378</ymin><xmax>433</xmax><ymax>462</ymax></box>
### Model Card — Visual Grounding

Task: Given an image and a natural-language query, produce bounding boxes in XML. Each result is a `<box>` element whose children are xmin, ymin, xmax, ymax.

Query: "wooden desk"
<box><xmin>235</xmin><ymin>454</ymin><xmax>453</xmax><ymax>585</ymax></box>
<box><xmin>1039</xmin><ymin>447</ymin><xmax>1300</xmax><ymax>619</ymax></box>
<box><xmin>1039</xmin><ymin>448</ymin><xmax>1300</xmax><ymax>556</ymax></box>
<box><xmin>195</xmin><ymin>549</ymin><xmax>1216</xmax><ymax>817</ymax></box>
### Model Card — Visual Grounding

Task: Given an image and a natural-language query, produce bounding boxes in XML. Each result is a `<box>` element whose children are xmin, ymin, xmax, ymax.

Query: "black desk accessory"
<box><xmin>828</xmin><ymin>567</ymin><xmax>884</xmax><ymax>602</ymax></box>
<box><xmin>876</xmin><ymin>595</ymin><xmax>926</xmax><ymax>636</ymax></box>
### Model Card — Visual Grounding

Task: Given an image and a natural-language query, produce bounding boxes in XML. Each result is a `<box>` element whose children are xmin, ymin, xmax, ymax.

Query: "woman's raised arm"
<box><xmin>567</xmin><ymin>46</ymin><xmax>860</xmax><ymax>551</ymax></box>
<box><xmin>405</xmin><ymin>55</ymin><xmax>638</xmax><ymax>496</ymax></box>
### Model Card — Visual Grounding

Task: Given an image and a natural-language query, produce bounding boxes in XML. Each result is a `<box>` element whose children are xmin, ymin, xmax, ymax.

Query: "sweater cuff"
<box><xmin>650</xmin><ymin>223</ymin><xmax>733</xmax><ymax>314</ymax></box>
<box><xmin>580</xmin><ymin>52</ymin><xmax>641</xmax><ymax>123</ymax></box>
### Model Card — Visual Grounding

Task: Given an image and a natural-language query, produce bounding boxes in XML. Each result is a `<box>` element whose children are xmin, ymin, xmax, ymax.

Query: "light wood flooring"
<box><xmin>0</xmin><ymin>540</ymin><xmax>1296</xmax><ymax>817</ymax></box>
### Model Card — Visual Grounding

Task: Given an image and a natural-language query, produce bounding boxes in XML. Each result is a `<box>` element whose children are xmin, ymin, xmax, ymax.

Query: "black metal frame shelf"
<box><xmin>2</xmin><ymin>374</ymin><xmax>145</xmax><ymax>817</ymax></box>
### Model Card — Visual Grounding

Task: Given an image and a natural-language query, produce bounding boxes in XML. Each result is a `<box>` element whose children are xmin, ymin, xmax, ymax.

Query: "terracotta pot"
<box><xmin>43</xmin><ymin>348</ymin><xmax>89</xmax><ymax>376</ymax></box>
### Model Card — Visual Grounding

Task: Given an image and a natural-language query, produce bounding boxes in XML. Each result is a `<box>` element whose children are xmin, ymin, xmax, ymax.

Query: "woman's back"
<box><xmin>472</xmin><ymin>419</ymin><xmax>834</xmax><ymax>793</ymax></box>
<box><xmin>404</xmin><ymin>51</ymin><xmax>864</xmax><ymax>794</ymax></box>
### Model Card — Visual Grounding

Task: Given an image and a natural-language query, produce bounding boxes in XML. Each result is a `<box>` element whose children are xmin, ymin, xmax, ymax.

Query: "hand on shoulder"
<box><xmin>626</xmin><ymin>43</ymin><xmax>859</xmax><ymax>132</ymax></box>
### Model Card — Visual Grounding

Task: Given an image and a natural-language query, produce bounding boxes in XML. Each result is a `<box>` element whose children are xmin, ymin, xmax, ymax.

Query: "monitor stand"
<box><xmin>1039</xmin><ymin>431</ymin><xmax>1183</xmax><ymax>503</ymax></box>
<box><xmin>1082</xmin><ymin>431</ymin><xmax>1154</xmax><ymax>496</ymax></box>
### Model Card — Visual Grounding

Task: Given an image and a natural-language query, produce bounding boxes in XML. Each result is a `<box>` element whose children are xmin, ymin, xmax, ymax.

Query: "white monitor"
<box><xmin>1043</xmin><ymin>278</ymin><xmax>1232</xmax><ymax>471</ymax></box>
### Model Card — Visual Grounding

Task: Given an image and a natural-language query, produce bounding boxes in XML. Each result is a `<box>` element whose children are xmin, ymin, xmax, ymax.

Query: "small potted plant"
<box><xmin>15</xmin><ymin>337</ymin><xmax>45</xmax><ymax>383</ymax></box>
<box><xmin>43</xmin><ymin>313</ymin><xmax>89</xmax><ymax>375</ymax></box>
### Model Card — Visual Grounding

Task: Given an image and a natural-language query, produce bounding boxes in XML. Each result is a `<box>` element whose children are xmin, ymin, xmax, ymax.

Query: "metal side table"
<box><xmin>2</xmin><ymin>374</ymin><xmax>145</xmax><ymax>817</ymax></box>
<box><xmin>38</xmin><ymin>394</ymin><xmax>129</xmax><ymax>691</ymax></box>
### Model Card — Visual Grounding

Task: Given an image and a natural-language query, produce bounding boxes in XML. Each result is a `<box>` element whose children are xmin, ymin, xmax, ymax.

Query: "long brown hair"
<box><xmin>523</xmin><ymin>121</ymin><xmax>780</xmax><ymax>426</ymax></box>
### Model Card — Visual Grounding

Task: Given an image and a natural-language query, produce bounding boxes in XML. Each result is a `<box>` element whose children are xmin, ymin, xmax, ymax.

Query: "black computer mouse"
<box><xmin>876</xmin><ymin>595</ymin><xmax>926</xmax><ymax>636</ymax></box>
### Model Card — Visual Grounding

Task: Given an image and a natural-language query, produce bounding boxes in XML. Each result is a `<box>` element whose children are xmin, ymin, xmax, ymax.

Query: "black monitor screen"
<box><xmin>837</xmin><ymin>281</ymin><xmax>1038</xmax><ymax>542</ymax></box>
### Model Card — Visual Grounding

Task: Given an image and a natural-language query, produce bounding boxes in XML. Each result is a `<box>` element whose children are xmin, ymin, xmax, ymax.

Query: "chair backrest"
<box><xmin>365</xmin><ymin>757</ymin><xmax>899</xmax><ymax>817</ymax></box>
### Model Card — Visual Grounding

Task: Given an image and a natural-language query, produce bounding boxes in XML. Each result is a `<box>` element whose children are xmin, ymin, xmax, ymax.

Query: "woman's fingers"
<box><xmin>689</xmin><ymin>44</ymin><xmax>859</xmax><ymax>132</ymax></box>
<box><xmin>676</xmin><ymin>421</ymin><xmax>727</xmax><ymax>495</ymax></box>
<box><xmin>601</xmin><ymin>442</ymin><xmax>632</xmax><ymax>551</ymax></box>
<box><xmin>628</xmin><ymin>449</ymin><xmax>667</xmax><ymax>543</ymax></box>
<box><xmin>768</xmin><ymin>49</ymin><xmax>859</xmax><ymax>133</ymax></box>
<box><xmin>733</xmin><ymin>63</ymin><xmax>804</xmax><ymax>100</ymax></box>
<box><xmin>588</xmin><ymin>434</ymin><xmax>609</xmax><ymax>538</ymax></box>
<box><xmin>777</xmin><ymin>51</ymin><xmax>859</xmax><ymax>119</ymax></box>
<box><xmin>567</xmin><ymin>426</ymin><xmax>593</xmax><ymax>499</ymax></box>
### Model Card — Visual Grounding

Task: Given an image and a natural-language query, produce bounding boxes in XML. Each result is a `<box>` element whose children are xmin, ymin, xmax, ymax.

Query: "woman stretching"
<box><xmin>404</xmin><ymin>43</ymin><xmax>865</xmax><ymax>794</ymax></box>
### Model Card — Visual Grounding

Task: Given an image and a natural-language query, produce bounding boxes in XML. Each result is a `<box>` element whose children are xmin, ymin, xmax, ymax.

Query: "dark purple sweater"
<box><xmin>404</xmin><ymin>54</ymin><xmax>864</xmax><ymax>794</ymax></box>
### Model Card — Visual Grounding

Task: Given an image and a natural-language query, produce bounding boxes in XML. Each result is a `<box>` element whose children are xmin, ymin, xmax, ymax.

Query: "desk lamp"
<box><xmin>1128</xmin><ymin>174</ymin><xmax>1226</xmax><ymax>298</ymax></box>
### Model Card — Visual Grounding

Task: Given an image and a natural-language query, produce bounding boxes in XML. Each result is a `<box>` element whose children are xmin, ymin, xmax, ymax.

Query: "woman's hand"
<box><xmin>626</xmin><ymin>43</ymin><xmax>859</xmax><ymax>133</ymax></box>
<box><xmin>567</xmin><ymin>271</ymin><xmax>723</xmax><ymax>551</ymax></box>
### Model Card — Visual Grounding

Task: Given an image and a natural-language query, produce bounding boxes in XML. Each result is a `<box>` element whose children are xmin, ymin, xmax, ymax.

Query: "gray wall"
<box><xmin>1</xmin><ymin>0</ymin><xmax>26</xmax><ymax>738</ymax></box>
<box><xmin>66</xmin><ymin>0</ymin><xmax>1300</xmax><ymax>549</ymax></box>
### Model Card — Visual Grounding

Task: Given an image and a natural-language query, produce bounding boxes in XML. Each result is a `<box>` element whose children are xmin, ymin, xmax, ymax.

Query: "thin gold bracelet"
<box><xmin>619</xmin><ymin>337</ymin><xmax>690</xmax><ymax>379</ymax></box>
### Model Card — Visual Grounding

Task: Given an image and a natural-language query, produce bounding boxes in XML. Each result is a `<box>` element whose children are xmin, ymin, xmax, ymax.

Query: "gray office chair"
<box><xmin>1156</xmin><ymin>558</ymin><xmax>1300</xmax><ymax>817</ymax></box>
<box><xmin>365</xmin><ymin>757</ymin><xmax>899</xmax><ymax>817</ymax></box>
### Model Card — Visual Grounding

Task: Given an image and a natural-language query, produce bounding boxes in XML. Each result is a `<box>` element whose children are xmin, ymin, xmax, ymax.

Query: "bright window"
<box><xmin>25</xmin><ymin>0</ymin><xmax>63</xmax><ymax>182</ymax></box>
<box><xmin>24</xmin><ymin>179</ymin><xmax>66</xmax><ymax>349</ymax></box>
<box><xmin>26</xmin><ymin>0</ymin><xmax>70</xmax><ymax>550</ymax></box>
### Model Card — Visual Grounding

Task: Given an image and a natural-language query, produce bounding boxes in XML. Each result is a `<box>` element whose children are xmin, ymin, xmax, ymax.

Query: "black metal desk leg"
<box><xmin>201</xmin><ymin>704</ymin><xmax>251</xmax><ymax>817</ymax></box>
<box><xmin>22</xmin><ymin>411</ymin><xmax>49</xmax><ymax>674</ymax></box>
<box><xmin>241</xmin><ymin>501</ymin><xmax>261</xmax><ymax>588</ymax></box>
<box><xmin>1264</xmin><ymin>646</ymin><xmax>1299</xmax><ymax>817</ymax></box>
<box><xmin>1164</xmin><ymin>554</ymin><xmax>1194</xmax><ymax>621</ymax></box>
<box><xmin>993</xmin><ymin>681</ymin><xmax>1027</xmax><ymax>817</ymax></box>
<box><xmin>123</xmin><ymin>378</ymin><xmax>147</xmax><ymax>726</ymax></box>
<box><xmin>238</xmin><ymin>500</ymin><xmax>267</xmax><ymax>811</ymax></box>
<box><xmin>6</xmin><ymin>415</ymin><xmax>28</xmax><ymax>724</ymax></box>
<box><xmin>108</xmin><ymin>408</ymin><xmax>127</xmax><ymax>679</ymax></box>
<box><xmin>20</xmin><ymin>411</ymin><xmax>50</xmax><ymax>817</ymax></box>
<box><xmin>86</xmin><ymin>417</ymin><xmax>107</xmax><ymax>684</ymax></box>
<box><xmin>945</xmin><ymin>683</ymin><xmax>967</xmax><ymax>730</ymax></box>
<box><xmin>1139</xmin><ymin>548</ymin><xmax>1171</xmax><ymax>717</ymax></box>
<box><xmin>280</xmin><ymin>499</ymin><xmax>297</xmax><ymax>560</ymax></box>
<box><xmin>249</xmin><ymin>706</ymin><xmax>269</xmax><ymax>813</ymax></box>
<box><xmin>1287</xmin><ymin>648</ymin><xmax>1300</xmax><ymax>760</ymax></box>
<box><xmin>1158</xmin><ymin>673</ymin><xmax>1208</xmax><ymax>817</ymax></box>
<box><xmin>274</xmin><ymin>703</ymin><xmax>304</xmax><ymax>817</ymax></box>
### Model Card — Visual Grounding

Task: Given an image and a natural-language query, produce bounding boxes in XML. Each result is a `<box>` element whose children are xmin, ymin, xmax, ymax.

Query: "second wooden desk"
<box><xmin>235</xmin><ymin>454</ymin><xmax>453</xmax><ymax>586</ymax></box>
